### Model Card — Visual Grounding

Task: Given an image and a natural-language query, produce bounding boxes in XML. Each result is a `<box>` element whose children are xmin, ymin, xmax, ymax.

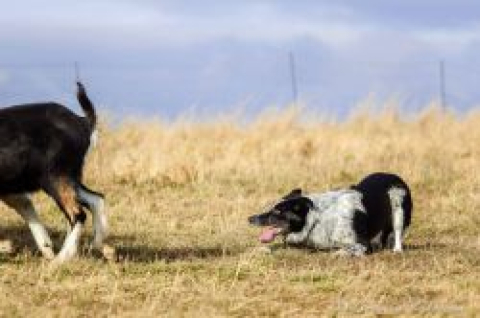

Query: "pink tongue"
<box><xmin>259</xmin><ymin>228</ymin><xmax>279</xmax><ymax>243</ymax></box>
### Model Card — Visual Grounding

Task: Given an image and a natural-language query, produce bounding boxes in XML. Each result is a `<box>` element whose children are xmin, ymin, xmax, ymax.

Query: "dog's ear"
<box><xmin>295</xmin><ymin>197</ymin><xmax>314</xmax><ymax>210</ymax></box>
<box><xmin>285</xmin><ymin>197</ymin><xmax>314</xmax><ymax>226</ymax></box>
<box><xmin>283</xmin><ymin>188</ymin><xmax>302</xmax><ymax>200</ymax></box>
<box><xmin>286</xmin><ymin>197</ymin><xmax>313</xmax><ymax>215</ymax></box>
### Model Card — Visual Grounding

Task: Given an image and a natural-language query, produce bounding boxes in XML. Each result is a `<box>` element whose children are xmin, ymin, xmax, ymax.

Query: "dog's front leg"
<box><xmin>285</xmin><ymin>232</ymin><xmax>307</xmax><ymax>246</ymax></box>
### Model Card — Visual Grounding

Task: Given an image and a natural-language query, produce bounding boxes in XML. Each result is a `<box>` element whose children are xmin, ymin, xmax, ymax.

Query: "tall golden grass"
<box><xmin>1</xmin><ymin>104</ymin><xmax>479</xmax><ymax>316</ymax></box>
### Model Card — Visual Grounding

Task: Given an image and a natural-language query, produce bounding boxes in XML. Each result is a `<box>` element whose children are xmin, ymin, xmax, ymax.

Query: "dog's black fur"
<box><xmin>248</xmin><ymin>190</ymin><xmax>314</xmax><ymax>233</ymax></box>
<box><xmin>0</xmin><ymin>82</ymin><xmax>107</xmax><ymax>261</ymax></box>
<box><xmin>352</xmin><ymin>173</ymin><xmax>412</xmax><ymax>247</ymax></box>
<box><xmin>0</xmin><ymin>84</ymin><xmax>95</xmax><ymax>196</ymax></box>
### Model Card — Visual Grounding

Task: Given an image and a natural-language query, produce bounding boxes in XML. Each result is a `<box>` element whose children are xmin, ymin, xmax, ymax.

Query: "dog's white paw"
<box><xmin>41</xmin><ymin>246</ymin><xmax>55</xmax><ymax>260</ymax></box>
<box><xmin>101</xmin><ymin>244</ymin><xmax>117</xmax><ymax>261</ymax></box>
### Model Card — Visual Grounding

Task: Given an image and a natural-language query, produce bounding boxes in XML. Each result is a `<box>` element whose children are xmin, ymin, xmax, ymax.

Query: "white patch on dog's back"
<box><xmin>286</xmin><ymin>189</ymin><xmax>365</xmax><ymax>250</ymax></box>
<box><xmin>308</xmin><ymin>189</ymin><xmax>365</xmax><ymax>216</ymax></box>
<box><xmin>86</xmin><ymin>129</ymin><xmax>98</xmax><ymax>155</ymax></box>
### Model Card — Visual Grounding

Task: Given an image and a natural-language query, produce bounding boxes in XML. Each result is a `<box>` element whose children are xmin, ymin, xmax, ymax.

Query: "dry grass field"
<box><xmin>1</xmin><ymin>105</ymin><xmax>479</xmax><ymax>317</ymax></box>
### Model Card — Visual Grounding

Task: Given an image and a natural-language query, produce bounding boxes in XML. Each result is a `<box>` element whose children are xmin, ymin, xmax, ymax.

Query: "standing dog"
<box><xmin>248</xmin><ymin>173</ymin><xmax>412</xmax><ymax>256</ymax></box>
<box><xmin>0</xmin><ymin>82</ymin><xmax>109</xmax><ymax>262</ymax></box>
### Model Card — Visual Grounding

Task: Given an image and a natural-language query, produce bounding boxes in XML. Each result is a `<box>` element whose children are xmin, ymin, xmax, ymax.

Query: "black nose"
<box><xmin>248</xmin><ymin>215</ymin><xmax>259</xmax><ymax>225</ymax></box>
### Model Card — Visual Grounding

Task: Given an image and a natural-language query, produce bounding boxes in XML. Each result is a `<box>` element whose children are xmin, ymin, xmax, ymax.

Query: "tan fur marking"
<box><xmin>56</xmin><ymin>178</ymin><xmax>80</xmax><ymax>221</ymax></box>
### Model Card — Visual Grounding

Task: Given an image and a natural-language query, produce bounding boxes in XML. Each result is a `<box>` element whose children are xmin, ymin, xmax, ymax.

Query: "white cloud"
<box><xmin>140</xmin><ymin>2</ymin><xmax>370</xmax><ymax>49</ymax></box>
<box><xmin>4</xmin><ymin>0</ymin><xmax>479</xmax><ymax>58</ymax></box>
<box><xmin>414</xmin><ymin>25</ymin><xmax>480</xmax><ymax>54</ymax></box>
<box><xmin>0</xmin><ymin>1</ymin><xmax>369</xmax><ymax>50</ymax></box>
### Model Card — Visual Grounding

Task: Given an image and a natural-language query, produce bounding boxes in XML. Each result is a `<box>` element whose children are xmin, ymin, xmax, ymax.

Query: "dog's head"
<box><xmin>248</xmin><ymin>188</ymin><xmax>314</xmax><ymax>243</ymax></box>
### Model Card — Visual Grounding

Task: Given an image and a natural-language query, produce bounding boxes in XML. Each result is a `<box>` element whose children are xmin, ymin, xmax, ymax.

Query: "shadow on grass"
<box><xmin>114</xmin><ymin>244</ymin><xmax>234</xmax><ymax>263</ymax></box>
<box><xmin>404</xmin><ymin>242</ymin><xmax>448</xmax><ymax>251</ymax></box>
<box><xmin>2</xmin><ymin>224</ymin><xmax>452</xmax><ymax>263</ymax></box>
<box><xmin>0</xmin><ymin>224</ymin><xmax>58</xmax><ymax>256</ymax></box>
<box><xmin>270</xmin><ymin>241</ymin><xmax>451</xmax><ymax>255</ymax></box>
<box><xmin>0</xmin><ymin>224</ymin><xmax>235</xmax><ymax>263</ymax></box>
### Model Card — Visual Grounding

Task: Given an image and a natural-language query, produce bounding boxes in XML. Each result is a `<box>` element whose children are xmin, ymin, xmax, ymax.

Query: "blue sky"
<box><xmin>1</xmin><ymin>1</ymin><xmax>480</xmax><ymax>119</ymax></box>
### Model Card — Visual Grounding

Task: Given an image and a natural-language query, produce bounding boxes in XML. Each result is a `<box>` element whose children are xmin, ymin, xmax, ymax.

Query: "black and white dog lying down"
<box><xmin>248</xmin><ymin>173</ymin><xmax>412</xmax><ymax>256</ymax></box>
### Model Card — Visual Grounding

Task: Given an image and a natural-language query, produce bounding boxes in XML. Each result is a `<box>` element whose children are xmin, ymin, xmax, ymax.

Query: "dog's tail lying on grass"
<box><xmin>249</xmin><ymin>172</ymin><xmax>412</xmax><ymax>256</ymax></box>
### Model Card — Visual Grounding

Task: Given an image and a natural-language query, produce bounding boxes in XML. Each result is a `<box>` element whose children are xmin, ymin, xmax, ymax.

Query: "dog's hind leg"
<box><xmin>76</xmin><ymin>184</ymin><xmax>108</xmax><ymax>252</ymax></box>
<box><xmin>388</xmin><ymin>187</ymin><xmax>407</xmax><ymax>252</ymax></box>
<box><xmin>1</xmin><ymin>194</ymin><xmax>55</xmax><ymax>259</ymax></box>
<box><xmin>43</xmin><ymin>178</ymin><xmax>86</xmax><ymax>263</ymax></box>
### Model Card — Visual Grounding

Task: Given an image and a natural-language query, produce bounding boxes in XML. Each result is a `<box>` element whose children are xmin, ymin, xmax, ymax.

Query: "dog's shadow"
<box><xmin>273</xmin><ymin>241</ymin><xmax>450</xmax><ymax>255</ymax></box>
<box><xmin>116</xmin><ymin>242</ymin><xmax>449</xmax><ymax>262</ymax></box>
<box><xmin>0</xmin><ymin>225</ymin><xmax>235</xmax><ymax>263</ymax></box>
<box><xmin>1</xmin><ymin>225</ymin><xmax>451</xmax><ymax>263</ymax></box>
<box><xmin>0</xmin><ymin>224</ymin><xmax>56</xmax><ymax>255</ymax></box>
<box><xmin>403</xmin><ymin>242</ymin><xmax>448</xmax><ymax>251</ymax></box>
<box><xmin>114</xmin><ymin>244</ymin><xmax>233</xmax><ymax>263</ymax></box>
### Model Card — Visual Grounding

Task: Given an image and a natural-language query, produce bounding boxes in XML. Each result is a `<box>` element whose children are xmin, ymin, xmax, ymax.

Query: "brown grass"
<box><xmin>1</xmin><ymin>104</ymin><xmax>479</xmax><ymax>317</ymax></box>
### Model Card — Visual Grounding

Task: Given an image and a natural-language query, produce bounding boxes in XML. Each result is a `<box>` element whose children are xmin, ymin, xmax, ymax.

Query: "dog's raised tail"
<box><xmin>76</xmin><ymin>81</ymin><xmax>97</xmax><ymax>129</ymax></box>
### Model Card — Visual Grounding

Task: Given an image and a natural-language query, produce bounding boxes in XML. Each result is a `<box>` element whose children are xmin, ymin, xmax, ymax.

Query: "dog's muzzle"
<box><xmin>248</xmin><ymin>215</ymin><xmax>262</xmax><ymax>226</ymax></box>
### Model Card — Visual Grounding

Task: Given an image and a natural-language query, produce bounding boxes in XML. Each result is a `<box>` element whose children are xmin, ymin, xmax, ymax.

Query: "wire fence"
<box><xmin>1</xmin><ymin>58</ymin><xmax>480</xmax><ymax>120</ymax></box>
